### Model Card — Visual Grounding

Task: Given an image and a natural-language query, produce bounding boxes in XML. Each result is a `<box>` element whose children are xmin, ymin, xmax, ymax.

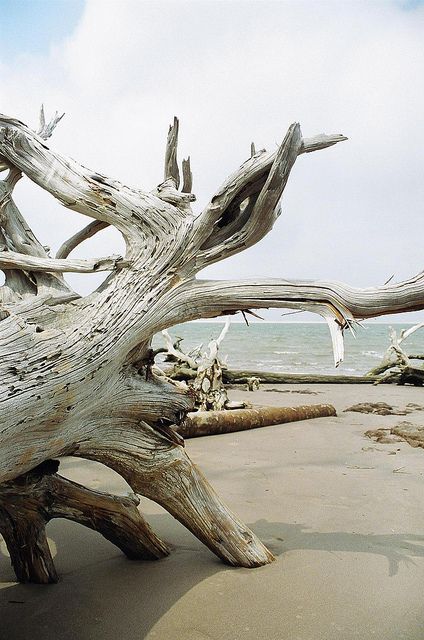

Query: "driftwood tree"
<box><xmin>0</xmin><ymin>110</ymin><xmax>423</xmax><ymax>583</ymax></box>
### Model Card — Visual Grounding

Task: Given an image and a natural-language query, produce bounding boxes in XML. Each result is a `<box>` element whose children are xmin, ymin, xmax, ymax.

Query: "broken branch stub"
<box><xmin>0</xmin><ymin>109</ymin><xmax>422</xmax><ymax>583</ymax></box>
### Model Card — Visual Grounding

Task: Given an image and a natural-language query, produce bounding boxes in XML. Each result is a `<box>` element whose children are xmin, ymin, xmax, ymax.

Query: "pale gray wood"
<box><xmin>181</xmin><ymin>156</ymin><xmax>192</xmax><ymax>194</ymax></box>
<box><xmin>0</xmin><ymin>249</ymin><xmax>126</xmax><ymax>272</ymax></box>
<box><xmin>0</xmin><ymin>109</ymin><xmax>422</xmax><ymax>582</ymax></box>
<box><xmin>164</xmin><ymin>116</ymin><xmax>180</xmax><ymax>188</ymax></box>
<box><xmin>56</xmin><ymin>220</ymin><xmax>108</xmax><ymax>259</ymax></box>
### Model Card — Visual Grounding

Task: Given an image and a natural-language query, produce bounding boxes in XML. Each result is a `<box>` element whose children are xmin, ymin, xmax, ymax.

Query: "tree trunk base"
<box><xmin>0</xmin><ymin>460</ymin><xmax>169</xmax><ymax>584</ymax></box>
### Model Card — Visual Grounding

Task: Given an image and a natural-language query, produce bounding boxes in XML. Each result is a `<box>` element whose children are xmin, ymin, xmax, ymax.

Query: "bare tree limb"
<box><xmin>56</xmin><ymin>220</ymin><xmax>109</xmax><ymax>259</ymax></box>
<box><xmin>0</xmin><ymin>115</ymin><xmax>188</xmax><ymax>246</ymax></box>
<box><xmin>0</xmin><ymin>250</ymin><xmax>127</xmax><ymax>273</ymax></box>
<box><xmin>189</xmin><ymin>129</ymin><xmax>347</xmax><ymax>269</ymax></box>
<box><xmin>0</xmin><ymin>161</ymin><xmax>76</xmax><ymax>300</ymax></box>
<box><xmin>37</xmin><ymin>105</ymin><xmax>65</xmax><ymax>141</ymax></box>
<box><xmin>168</xmin><ymin>273</ymin><xmax>424</xmax><ymax>366</ymax></box>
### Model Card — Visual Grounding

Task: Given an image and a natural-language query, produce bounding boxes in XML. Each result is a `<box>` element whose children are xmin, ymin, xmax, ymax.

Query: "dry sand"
<box><xmin>1</xmin><ymin>383</ymin><xmax>423</xmax><ymax>640</ymax></box>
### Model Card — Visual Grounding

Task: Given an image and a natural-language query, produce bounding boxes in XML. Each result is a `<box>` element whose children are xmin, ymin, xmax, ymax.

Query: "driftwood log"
<box><xmin>0</xmin><ymin>109</ymin><xmax>423</xmax><ymax>583</ymax></box>
<box><xmin>179</xmin><ymin>405</ymin><xmax>337</xmax><ymax>438</ymax></box>
<box><xmin>169</xmin><ymin>367</ymin><xmax>383</xmax><ymax>385</ymax></box>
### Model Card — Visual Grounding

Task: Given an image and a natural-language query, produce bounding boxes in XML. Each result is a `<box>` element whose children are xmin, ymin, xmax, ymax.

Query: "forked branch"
<box><xmin>189</xmin><ymin>128</ymin><xmax>347</xmax><ymax>270</ymax></box>
<box><xmin>0</xmin><ymin>461</ymin><xmax>169</xmax><ymax>583</ymax></box>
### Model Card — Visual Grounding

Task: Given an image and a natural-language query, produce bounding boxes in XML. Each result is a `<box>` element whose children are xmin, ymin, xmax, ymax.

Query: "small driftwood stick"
<box><xmin>178</xmin><ymin>404</ymin><xmax>337</xmax><ymax>438</ymax></box>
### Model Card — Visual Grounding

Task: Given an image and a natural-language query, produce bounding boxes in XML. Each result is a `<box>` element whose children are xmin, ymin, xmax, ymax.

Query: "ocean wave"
<box><xmin>361</xmin><ymin>350</ymin><xmax>382</xmax><ymax>358</ymax></box>
<box><xmin>274</xmin><ymin>351</ymin><xmax>299</xmax><ymax>355</ymax></box>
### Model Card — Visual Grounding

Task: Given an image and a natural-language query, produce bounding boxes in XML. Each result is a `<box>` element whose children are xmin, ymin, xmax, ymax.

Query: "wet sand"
<box><xmin>1</xmin><ymin>383</ymin><xmax>423</xmax><ymax>640</ymax></box>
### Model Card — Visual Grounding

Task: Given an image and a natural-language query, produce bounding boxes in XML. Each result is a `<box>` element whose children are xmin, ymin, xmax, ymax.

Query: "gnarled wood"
<box><xmin>0</xmin><ymin>109</ymin><xmax>422</xmax><ymax>582</ymax></box>
<box><xmin>0</xmin><ymin>460</ymin><xmax>169</xmax><ymax>584</ymax></box>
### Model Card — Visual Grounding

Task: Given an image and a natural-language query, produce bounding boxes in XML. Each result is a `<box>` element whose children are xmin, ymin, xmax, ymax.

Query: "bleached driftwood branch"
<box><xmin>161</xmin><ymin>329</ymin><xmax>198</xmax><ymax>370</ymax></box>
<box><xmin>366</xmin><ymin>323</ymin><xmax>424</xmax><ymax>385</ymax></box>
<box><xmin>56</xmin><ymin>220</ymin><xmax>109</xmax><ymax>259</ymax></box>
<box><xmin>0</xmin><ymin>250</ymin><xmax>126</xmax><ymax>273</ymax></box>
<box><xmin>0</xmin><ymin>109</ymin><xmax>422</xmax><ymax>583</ymax></box>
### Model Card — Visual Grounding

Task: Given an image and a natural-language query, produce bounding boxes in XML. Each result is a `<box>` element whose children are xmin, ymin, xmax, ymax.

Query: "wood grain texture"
<box><xmin>0</xmin><ymin>110</ymin><xmax>422</xmax><ymax>581</ymax></box>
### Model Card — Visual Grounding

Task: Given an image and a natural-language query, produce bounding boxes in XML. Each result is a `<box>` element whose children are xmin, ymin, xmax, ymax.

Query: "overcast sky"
<box><xmin>0</xmin><ymin>0</ymin><xmax>423</xmax><ymax>324</ymax></box>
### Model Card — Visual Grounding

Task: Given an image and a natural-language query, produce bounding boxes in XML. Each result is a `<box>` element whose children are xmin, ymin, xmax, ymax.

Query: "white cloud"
<box><xmin>0</xmin><ymin>0</ymin><xmax>423</xmax><ymax>321</ymax></box>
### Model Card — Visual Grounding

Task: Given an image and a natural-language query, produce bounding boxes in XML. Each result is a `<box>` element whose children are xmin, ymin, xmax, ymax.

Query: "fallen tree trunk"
<box><xmin>178</xmin><ymin>404</ymin><xmax>337</xmax><ymax>438</ymax></box>
<box><xmin>0</xmin><ymin>109</ymin><xmax>423</xmax><ymax>582</ymax></box>
<box><xmin>168</xmin><ymin>367</ymin><xmax>382</xmax><ymax>384</ymax></box>
<box><xmin>223</xmin><ymin>370</ymin><xmax>382</xmax><ymax>385</ymax></box>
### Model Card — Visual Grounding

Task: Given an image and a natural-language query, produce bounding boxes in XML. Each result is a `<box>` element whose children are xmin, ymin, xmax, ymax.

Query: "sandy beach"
<box><xmin>1</xmin><ymin>383</ymin><xmax>423</xmax><ymax>640</ymax></box>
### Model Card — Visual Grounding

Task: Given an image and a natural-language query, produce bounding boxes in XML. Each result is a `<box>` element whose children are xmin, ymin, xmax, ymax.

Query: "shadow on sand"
<box><xmin>1</xmin><ymin>515</ymin><xmax>423</xmax><ymax>640</ymax></box>
<box><xmin>252</xmin><ymin>519</ymin><xmax>424</xmax><ymax>577</ymax></box>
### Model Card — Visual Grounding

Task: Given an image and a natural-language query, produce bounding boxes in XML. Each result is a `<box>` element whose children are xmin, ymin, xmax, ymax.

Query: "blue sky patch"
<box><xmin>0</xmin><ymin>0</ymin><xmax>84</xmax><ymax>58</ymax></box>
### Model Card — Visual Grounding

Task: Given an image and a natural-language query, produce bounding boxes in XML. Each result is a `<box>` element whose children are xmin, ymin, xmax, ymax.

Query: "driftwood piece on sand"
<box><xmin>223</xmin><ymin>370</ymin><xmax>382</xmax><ymax>384</ymax></box>
<box><xmin>178</xmin><ymin>404</ymin><xmax>337</xmax><ymax>438</ymax></box>
<box><xmin>366</xmin><ymin>324</ymin><xmax>424</xmax><ymax>386</ymax></box>
<box><xmin>0</xmin><ymin>109</ymin><xmax>423</xmax><ymax>583</ymax></box>
<box><xmin>162</xmin><ymin>321</ymin><xmax>231</xmax><ymax>409</ymax></box>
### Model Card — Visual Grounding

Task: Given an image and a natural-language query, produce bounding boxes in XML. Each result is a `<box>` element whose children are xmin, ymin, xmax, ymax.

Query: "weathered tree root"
<box><xmin>75</xmin><ymin>423</ymin><xmax>275</xmax><ymax>569</ymax></box>
<box><xmin>0</xmin><ymin>460</ymin><xmax>169</xmax><ymax>584</ymax></box>
<box><xmin>178</xmin><ymin>404</ymin><xmax>337</xmax><ymax>438</ymax></box>
<box><xmin>0</xmin><ymin>111</ymin><xmax>423</xmax><ymax>586</ymax></box>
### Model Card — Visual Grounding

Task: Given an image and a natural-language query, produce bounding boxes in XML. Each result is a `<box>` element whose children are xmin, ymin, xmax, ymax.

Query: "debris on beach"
<box><xmin>365</xmin><ymin>422</ymin><xmax>424</xmax><ymax>449</ymax></box>
<box><xmin>344</xmin><ymin>402</ymin><xmax>407</xmax><ymax>416</ymax></box>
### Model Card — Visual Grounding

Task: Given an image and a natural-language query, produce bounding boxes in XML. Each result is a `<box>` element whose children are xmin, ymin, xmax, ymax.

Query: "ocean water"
<box><xmin>153</xmin><ymin>322</ymin><xmax>424</xmax><ymax>376</ymax></box>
